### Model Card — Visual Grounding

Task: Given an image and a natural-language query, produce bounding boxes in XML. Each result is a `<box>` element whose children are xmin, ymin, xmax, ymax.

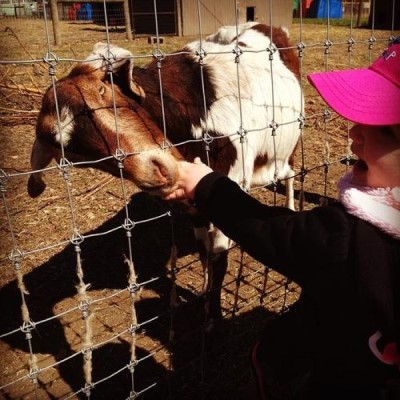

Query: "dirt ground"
<box><xmin>0</xmin><ymin>18</ymin><xmax>398</xmax><ymax>400</ymax></box>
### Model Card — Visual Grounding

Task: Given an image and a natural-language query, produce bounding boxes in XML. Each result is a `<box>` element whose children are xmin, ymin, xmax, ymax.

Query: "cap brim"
<box><xmin>307</xmin><ymin>69</ymin><xmax>400</xmax><ymax>126</ymax></box>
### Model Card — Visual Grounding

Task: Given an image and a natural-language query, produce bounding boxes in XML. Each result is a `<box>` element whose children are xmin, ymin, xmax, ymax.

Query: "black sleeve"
<box><xmin>194</xmin><ymin>172</ymin><xmax>352</xmax><ymax>286</ymax></box>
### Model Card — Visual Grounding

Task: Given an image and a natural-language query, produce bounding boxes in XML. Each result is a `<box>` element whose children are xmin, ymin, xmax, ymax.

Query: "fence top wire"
<box><xmin>1</xmin><ymin>4</ymin><xmax>399</xmax><ymax>399</ymax></box>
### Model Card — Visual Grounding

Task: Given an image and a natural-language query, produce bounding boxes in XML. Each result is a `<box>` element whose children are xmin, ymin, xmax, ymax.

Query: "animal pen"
<box><xmin>0</xmin><ymin>0</ymin><xmax>399</xmax><ymax>399</ymax></box>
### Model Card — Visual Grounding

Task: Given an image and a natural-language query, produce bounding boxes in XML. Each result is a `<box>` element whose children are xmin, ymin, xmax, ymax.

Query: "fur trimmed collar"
<box><xmin>338</xmin><ymin>173</ymin><xmax>400</xmax><ymax>239</ymax></box>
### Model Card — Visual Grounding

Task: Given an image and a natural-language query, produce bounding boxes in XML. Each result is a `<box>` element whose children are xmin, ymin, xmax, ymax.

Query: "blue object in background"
<box><xmin>78</xmin><ymin>3</ymin><xmax>93</xmax><ymax>20</ymax></box>
<box><xmin>315</xmin><ymin>0</ymin><xmax>343</xmax><ymax>18</ymax></box>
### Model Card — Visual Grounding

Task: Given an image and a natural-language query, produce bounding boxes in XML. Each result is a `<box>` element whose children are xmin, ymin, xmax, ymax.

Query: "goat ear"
<box><xmin>85</xmin><ymin>43</ymin><xmax>145</xmax><ymax>101</ymax></box>
<box><xmin>85</xmin><ymin>42</ymin><xmax>134</xmax><ymax>76</ymax></box>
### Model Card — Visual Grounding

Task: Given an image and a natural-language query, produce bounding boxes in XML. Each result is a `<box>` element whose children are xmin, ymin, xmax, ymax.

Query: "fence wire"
<box><xmin>0</xmin><ymin>0</ymin><xmax>399</xmax><ymax>399</ymax></box>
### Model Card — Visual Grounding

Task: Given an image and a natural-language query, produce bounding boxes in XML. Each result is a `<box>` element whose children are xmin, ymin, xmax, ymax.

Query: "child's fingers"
<box><xmin>163</xmin><ymin>188</ymin><xmax>186</xmax><ymax>201</ymax></box>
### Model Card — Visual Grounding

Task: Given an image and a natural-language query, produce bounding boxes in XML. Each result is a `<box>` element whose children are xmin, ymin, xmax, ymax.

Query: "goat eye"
<box><xmin>99</xmin><ymin>85</ymin><xmax>106</xmax><ymax>96</ymax></box>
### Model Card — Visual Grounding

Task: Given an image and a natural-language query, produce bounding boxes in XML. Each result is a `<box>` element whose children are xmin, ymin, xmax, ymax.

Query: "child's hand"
<box><xmin>164</xmin><ymin>157</ymin><xmax>213</xmax><ymax>201</ymax></box>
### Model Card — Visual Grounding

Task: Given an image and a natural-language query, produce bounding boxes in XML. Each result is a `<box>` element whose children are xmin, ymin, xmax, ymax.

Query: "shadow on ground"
<box><xmin>0</xmin><ymin>192</ymin><xmax>273</xmax><ymax>399</ymax></box>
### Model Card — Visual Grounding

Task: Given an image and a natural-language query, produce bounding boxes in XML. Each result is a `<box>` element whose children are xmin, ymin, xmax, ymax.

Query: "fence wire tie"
<box><xmin>43</xmin><ymin>52</ymin><xmax>60</xmax><ymax>75</ymax></box>
<box><xmin>323</xmin><ymin>109</ymin><xmax>331</xmax><ymax>122</ymax></box>
<box><xmin>128</xmin><ymin>323</ymin><xmax>139</xmax><ymax>335</ymax></box>
<box><xmin>196</xmin><ymin>48</ymin><xmax>206</xmax><ymax>63</ymax></box>
<box><xmin>123</xmin><ymin>218</ymin><xmax>136</xmax><ymax>231</ymax></box>
<box><xmin>203</xmin><ymin>132</ymin><xmax>214</xmax><ymax>146</ymax></box>
<box><xmin>298</xmin><ymin>114</ymin><xmax>306</xmax><ymax>129</ymax></box>
<box><xmin>341</xmin><ymin>155</ymin><xmax>356</xmax><ymax>166</ymax></box>
<box><xmin>82</xmin><ymin>382</ymin><xmax>94</xmax><ymax>397</ymax></box>
<box><xmin>103</xmin><ymin>49</ymin><xmax>118</xmax><ymax>73</ymax></box>
<box><xmin>71</xmin><ymin>232</ymin><xmax>84</xmax><ymax>246</ymax></box>
<box><xmin>160</xmin><ymin>139</ymin><xmax>172</xmax><ymax>151</ymax></box>
<box><xmin>127</xmin><ymin>390</ymin><xmax>139</xmax><ymax>399</ymax></box>
<box><xmin>9</xmin><ymin>248</ymin><xmax>24</xmax><ymax>265</ymax></box>
<box><xmin>237</xmin><ymin>127</ymin><xmax>247</xmax><ymax>143</ymax></box>
<box><xmin>27</xmin><ymin>367</ymin><xmax>40</xmax><ymax>384</ymax></box>
<box><xmin>78</xmin><ymin>300</ymin><xmax>91</xmax><ymax>318</ymax></box>
<box><xmin>57</xmin><ymin>157</ymin><xmax>72</xmax><ymax>180</ymax></box>
<box><xmin>300</xmin><ymin>166</ymin><xmax>308</xmax><ymax>182</ymax></box>
<box><xmin>297</xmin><ymin>42</ymin><xmax>305</xmax><ymax>57</ymax></box>
<box><xmin>0</xmin><ymin>169</ymin><xmax>10</xmax><ymax>192</ymax></box>
<box><xmin>82</xmin><ymin>346</ymin><xmax>93</xmax><ymax>357</ymax></box>
<box><xmin>347</xmin><ymin>37</ymin><xmax>355</xmax><ymax>52</ymax></box>
<box><xmin>127</xmin><ymin>360</ymin><xmax>138</xmax><ymax>373</ymax></box>
<box><xmin>324</xmin><ymin>39</ymin><xmax>333</xmax><ymax>54</ymax></box>
<box><xmin>267</xmin><ymin>44</ymin><xmax>277</xmax><ymax>60</ymax></box>
<box><xmin>114</xmin><ymin>148</ymin><xmax>127</xmax><ymax>164</ymax></box>
<box><xmin>21</xmin><ymin>320</ymin><xmax>36</xmax><ymax>337</ymax></box>
<box><xmin>233</xmin><ymin>46</ymin><xmax>243</xmax><ymax>63</ymax></box>
<box><xmin>269</xmin><ymin>121</ymin><xmax>279</xmax><ymax>135</ymax></box>
<box><xmin>127</xmin><ymin>283</ymin><xmax>139</xmax><ymax>295</ymax></box>
<box><xmin>153</xmin><ymin>49</ymin><xmax>166</xmax><ymax>68</ymax></box>
<box><xmin>272</xmin><ymin>177</ymin><xmax>278</xmax><ymax>191</ymax></box>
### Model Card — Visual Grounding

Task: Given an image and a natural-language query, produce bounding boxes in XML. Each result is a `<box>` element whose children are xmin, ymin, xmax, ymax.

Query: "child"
<box><xmin>164</xmin><ymin>39</ymin><xmax>400</xmax><ymax>399</ymax></box>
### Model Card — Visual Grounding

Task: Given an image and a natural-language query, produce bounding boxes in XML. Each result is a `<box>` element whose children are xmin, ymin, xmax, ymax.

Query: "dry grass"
<box><xmin>0</xmin><ymin>18</ymin><xmax>398</xmax><ymax>400</ymax></box>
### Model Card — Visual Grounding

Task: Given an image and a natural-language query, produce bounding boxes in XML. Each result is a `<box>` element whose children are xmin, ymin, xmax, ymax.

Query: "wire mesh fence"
<box><xmin>0</xmin><ymin>0</ymin><xmax>399</xmax><ymax>399</ymax></box>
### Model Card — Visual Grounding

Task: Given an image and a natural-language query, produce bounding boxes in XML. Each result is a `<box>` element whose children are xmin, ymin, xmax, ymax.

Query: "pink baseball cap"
<box><xmin>307</xmin><ymin>39</ymin><xmax>400</xmax><ymax>126</ymax></box>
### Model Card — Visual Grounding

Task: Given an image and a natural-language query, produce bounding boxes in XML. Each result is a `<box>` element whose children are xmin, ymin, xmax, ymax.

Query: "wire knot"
<box><xmin>297</xmin><ymin>113</ymin><xmax>306</xmax><ymax>129</ymax></box>
<box><xmin>43</xmin><ymin>52</ymin><xmax>59</xmax><ymax>74</ymax></box>
<box><xmin>103</xmin><ymin>49</ymin><xmax>118</xmax><ymax>73</ymax></box>
<box><xmin>232</xmin><ymin>46</ymin><xmax>243</xmax><ymax>63</ymax></box>
<box><xmin>128</xmin><ymin>323</ymin><xmax>139</xmax><ymax>334</ymax></box>
<box><xmin>21</xmin><ymin>320</ymin><xmax>36</xmax><ymax>339</ymax></box>
<box><xmin>269</xmin><ymin>121</ymin><xmax>279</xmax><ymax>134</ymax></box>
<box><xmin>267</xmin><ymin>44</ymin><xmax>277</xmax><ymax>60</ymax></box>
<box><xmin>196</xmin><ymin>48</ymin><xmax>206</xmax><ymax>60</ymax></box>
<box><xmin>9</xmin><ymin>248</ymin><xmax>24</xmax><ymax>265</ymax></box>
<box><xmin>153</xmin><ymin>48</ymin><xmax>165</xmax><ymax>68</ymax></box>
<box><xmin>160</xmin><ymin>139</ymin><xmax>172</xmax><ymax>150</ymax></box>
<box><xmin>127</xmin><ymin>390</ymin><xmax>139</xmax><ymax>399</ymax></box>
<box><xmin>28</xmin><ymin>367</ymin><xmax>40</xmax><ymax>384</ymax></box>
<box><xmin>324</xmin><ymin>39</ymin><xmax>332</xmax><ymax>54</ymax></box>
<box><xmin>127</xmin><ymin>360</ymin><xmax>138</xmax><ymax>372</ymax></box>
<box><xmin>297</xmin><ymin>41</ymin><xmax>305</xmax><ymax>57</ymax></box>
<box><xmin>71</xmin><ymin>232</ymin><xmax>84</xmax><ymax>246</ymax></box>
<box><xmin>78</xmin><ymin>300</ymin><xmax>91</xmax><ymax>318</ymax></box>
<box><xmin>114</xmin><ymin>148</ymin><xmax>127</xmax><ymax>162</ymax></box>
<box><xmin>123</xmin><ymin>218</ymin><xmax>136</xmax><ymax>231</ymax></box>
<box><xmin>128</xmin><ymin>283</ymin><xmax>140</xmax><ymax>294</ymax></box>
<box><xmin>82</xmin><ymin>382</ymin><xmax>94</xmax><ymax>397</ymax></box>
<box><xmin>0</xmin><ymin>169</ymin><xmax>9</xmax><ymax>193</ymax></box>
<box><xmin>237</xmin><ymin>127</ymin><xmax>247</xmax><ymax>143</ymax></box>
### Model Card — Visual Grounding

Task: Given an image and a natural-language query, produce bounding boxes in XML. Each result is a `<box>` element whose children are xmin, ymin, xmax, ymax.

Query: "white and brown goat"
<box><xmin>28</xmin><ymin>23</ymin><xmax>303</xmax><ymax>320</ymax></box>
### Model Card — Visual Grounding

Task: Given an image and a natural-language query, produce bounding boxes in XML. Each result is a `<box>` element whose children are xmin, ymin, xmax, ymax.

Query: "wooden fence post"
<box><xmin>123</xmin><ymin>0</ymin><xmax>133</xmax><ymax>40</ymax></box>
<box><xmin>50</xmin><ymin>0</ymin><xmax>61</xmax><ymax>45</ymax></box>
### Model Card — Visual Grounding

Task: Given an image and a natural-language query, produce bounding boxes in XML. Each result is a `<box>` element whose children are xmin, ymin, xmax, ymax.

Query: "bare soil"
<box><xmin>0</xmin><ymin>19</ymin><xmax>398</xmax><ymax>400</ymax></box>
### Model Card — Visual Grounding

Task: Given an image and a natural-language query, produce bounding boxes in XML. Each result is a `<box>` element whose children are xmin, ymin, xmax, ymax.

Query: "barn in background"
<box><xmin>92</xmin><ymin>0</ymin><xmax>293</xmax><ymax>36</ymax></box>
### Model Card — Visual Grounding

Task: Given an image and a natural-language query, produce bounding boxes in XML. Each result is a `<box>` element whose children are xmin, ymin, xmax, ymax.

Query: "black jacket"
<box><xmin>194</xmin><ymin>172</ymin><xmax>400</xmax><ymax>398</ymax></box>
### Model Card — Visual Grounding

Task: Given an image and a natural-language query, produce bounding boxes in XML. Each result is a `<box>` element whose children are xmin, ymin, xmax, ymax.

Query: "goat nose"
<box><xmin>151</xmin><ymin>157</ymin><xmax>170</xmax><ymax>182</ymax></box>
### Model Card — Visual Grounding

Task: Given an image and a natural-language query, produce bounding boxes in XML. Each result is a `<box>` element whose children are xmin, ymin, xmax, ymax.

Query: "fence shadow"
<box><xmin>0</xmin><ymin>191</ymin><xmax>275</xmax><ymax>399</ymax></box>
